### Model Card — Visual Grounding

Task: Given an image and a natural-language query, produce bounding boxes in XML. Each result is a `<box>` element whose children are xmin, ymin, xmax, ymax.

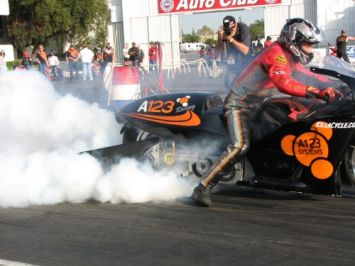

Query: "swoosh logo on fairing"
<box><xmin>123</xmin><ymin>110</ymin><xmax>201</xmax><ymax>126</ymax></box>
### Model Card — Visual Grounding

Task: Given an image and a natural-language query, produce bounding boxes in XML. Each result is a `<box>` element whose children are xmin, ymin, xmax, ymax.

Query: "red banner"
<box><xmin>158</xmin><ymin>0</ymin><xmax>283</xmax><ymax>14</ymax></box>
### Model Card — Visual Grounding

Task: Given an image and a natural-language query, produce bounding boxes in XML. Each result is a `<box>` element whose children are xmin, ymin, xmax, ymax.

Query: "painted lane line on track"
<box><xmin>0</xmin><ymin>259</ymin><xmax>38</xmax><ymax>266</ymax></box>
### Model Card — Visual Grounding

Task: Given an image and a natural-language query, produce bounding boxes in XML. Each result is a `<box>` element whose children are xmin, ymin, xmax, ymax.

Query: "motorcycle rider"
<box><xmin>192</xmin><ymin>18</ymin><xmax>340</xmax><ymax>207</ymax></box>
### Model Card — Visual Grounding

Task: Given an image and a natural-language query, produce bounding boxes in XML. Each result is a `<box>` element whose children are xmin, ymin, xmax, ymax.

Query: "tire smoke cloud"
<box><xmin>0</xmin><ymin>71</ymin><xmax>195</xmax><ymax>207</ymax></box>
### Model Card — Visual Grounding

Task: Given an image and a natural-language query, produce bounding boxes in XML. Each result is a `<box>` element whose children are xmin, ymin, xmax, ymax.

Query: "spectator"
<box><xmin>0</xmin><ymin>50</ymin><xmax>7</xmax><ymax>73</ymax></box>
<box><xmin>79</xmin><ymin>45</ymin><xmax>94</xmax><ymax>81</ymax></box>
<box><xmin>128</xmin><ymin>42</ymin><xmax>140</xmax><ymax>66</ymax></box>
<box><xmin>206</xmin><ymin>47</ymin><xmax>214</xmax><ymax>66</ymax></box>
<box><xmin>215</xmin><ymin>15</ymin><xmax>251</xmax><ymax>88</ymax></box>
<box><xmin>48</xmin><ymin>51</ymin><xmax>61</xmax><ymax>79</ymax></box>
<box><xmin>22</xmin><ymin>50</ymin><xmax>33</xmax><ymax>70</ymax></box>
<box><xmin>264</xmin><ymin>36</ymin><xmax>273</xmax><ymax>48</ymax></box>
<box><xmin>66</xmin><ymin>45</ymin><xmax>79</xmax><ymax>80</ymax></box>
<box><xmin>92</xmin><ymin>47</ymin><xmax>103</xmax><ymax>77</ymax></box>
<box><xmin>336</xmin><ymin>30</ymin><xmax>355</xmax><ymax>63</ymax></box>
<box><xmin>255</xmin><ymin>39</ymin><xmax>264</xmax><ymax>55</ymax></box>
<box><xmin>102</xmin><ymin>42</ymin><xmax>114</xmax><ymax>72</ymax></box>
<box><xmin>32</xmin><ymin>44</ymin><xmax>48</xmax><ymax>75</ymax></box>
<box><xmin>148</xmin><ymin>41</ymin><xmax>157</xmax><ymax>72</ymax></box>
<box><xmin>93</xmin><ymin>47</ymin><xmax>102</xmax><ymax>62</ymax></box>
<box><xmin>199</xmin><ymin>46</ymin><xmax>206</xmax><ymax>58</ymax></box>
<box><xmin>251</xmin><ymin>42</ymin><xmax>257</xmax><ymax>56</ymax></box>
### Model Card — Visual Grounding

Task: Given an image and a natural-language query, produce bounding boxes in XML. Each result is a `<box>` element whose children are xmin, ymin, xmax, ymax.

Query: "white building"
<box><xmin>109</xmin><ymin>0</ymin><xmax>180</xmax><ymax>69</ymax></box>
<box><xmin>109</xmin><ymin>0</ymin><xmax>354</xmax><ymax>68</ymax></box>
<box><xmin>0</xmin><ymin>0</ymin><xmax>14</xmax><ymax>61</ymax></box>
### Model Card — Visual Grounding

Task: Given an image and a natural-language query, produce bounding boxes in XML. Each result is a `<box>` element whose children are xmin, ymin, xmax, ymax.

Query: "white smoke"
<box><xmin>0</xmin><ymin>71</ymin><xmax>196</xmax><ymax>208</ymax></box>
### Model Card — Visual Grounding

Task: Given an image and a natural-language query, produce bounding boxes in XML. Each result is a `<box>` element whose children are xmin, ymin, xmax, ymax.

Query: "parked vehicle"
<box><xmin>180</xmin><ymin>42</ymin><xmax>206</xmax><ymax>53</ymax></box>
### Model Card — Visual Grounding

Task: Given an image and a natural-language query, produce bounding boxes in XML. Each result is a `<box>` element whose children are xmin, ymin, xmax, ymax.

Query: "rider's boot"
<box><xmin>192</xmin><ymin>183</ymin><xmax>212</xmax><ymax>207</ymax></box>
<box><xmin>192</xmin><ymin>146</ymin><xmax>242</xmax><ymax>207</ymax></box>
<box><xmin>192</xmin><ymin>109</ymin><xmax>250</xmax><ymax>207</ymax></box>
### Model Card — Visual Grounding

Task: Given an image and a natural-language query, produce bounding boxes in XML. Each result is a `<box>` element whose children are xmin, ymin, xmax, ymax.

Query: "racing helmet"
<box><xmin>278</xmin><ymin>18</ymin><xmax>321</xmax><ymax>64</ymax></box>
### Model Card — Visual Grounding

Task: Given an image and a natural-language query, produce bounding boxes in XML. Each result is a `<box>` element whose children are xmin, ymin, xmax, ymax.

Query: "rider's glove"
<box><xmin>306</xmin><ymin>86</ymin><xmax>337</xmax><ymax>103</ymax></box>
<box><xmin>318</xmin><ymin>87</ymin><xmax>337</xmax><ymax>103</ymax></box>
<box><xmin>306</xmin><ymin>86</ymin><xmax>321</xmax><ymax>98</ymax></box>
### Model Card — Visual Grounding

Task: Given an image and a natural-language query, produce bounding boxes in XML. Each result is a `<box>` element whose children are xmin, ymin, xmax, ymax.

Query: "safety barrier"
<box><xmin>104</xmin><ymin>59</ymin><xmax>222</xmax><ymax>104</ymax></box>
<box><xmin>157</xmin><ymin>58</ymin><xmax>212</xmax><ymax>80</ymax></box>
<box><xmin>180</xmin><ymin>59</ymin><xmax>191</xmax><ymax>73</ymax></box>
<box><xmin>209</xmin><ymin>60</ymin><xmax>223</xmax><ymax>78</ymax></box>
<box><xmin>137</xmin><ymin>57</ymin><xmax>225</xmax><ymax>81</ymax></box>
<box><xmin>108</xmin><ymin>65</ymin><xmax>140</xmax><ymax>111</ymax></box>
<box><xmin>177</xmin><ymin>58</ymin><xmax>223</xmax><ymax>79</ymax></box>
<box><xmin>197</xmin><ymin>59</ymin><xmax>209</xmax><ymax>77</ymax></box>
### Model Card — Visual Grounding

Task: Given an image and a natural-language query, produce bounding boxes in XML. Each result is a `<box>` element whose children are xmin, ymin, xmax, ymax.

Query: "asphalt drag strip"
<box><xmin>0</xmin><ymin>186</ymin><xmax>355</xmax><ymax>266</ymax></box>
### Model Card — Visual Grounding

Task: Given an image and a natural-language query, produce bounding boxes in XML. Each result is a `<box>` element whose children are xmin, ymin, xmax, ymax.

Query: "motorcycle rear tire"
<box><xmin>192</xmin><ymin>160</ymin><xmax>213</xmax><ymax>177</ymax></box>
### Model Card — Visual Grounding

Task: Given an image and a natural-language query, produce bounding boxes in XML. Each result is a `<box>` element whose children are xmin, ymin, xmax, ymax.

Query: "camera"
<box><xmin>223</xmin><ymin>19</ymin><xmax>232</xmax><ymax>36</ymax></box>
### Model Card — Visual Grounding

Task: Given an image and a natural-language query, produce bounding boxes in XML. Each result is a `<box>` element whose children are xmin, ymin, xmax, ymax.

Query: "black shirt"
<box><xmin>336</xmin><ymin>35</ymin><xmax>347</xmax><ymax>52</ymax></box>
<box><xmin>227</xmin><ymin>22</ymin><xmax>251</xmax><ymax>62</ymax></box>
<box><xmin>128</xmin><ymin>47</ymin><xmax>140</xmax><ymax>62</ymax></box>
<box><xmin>103</xmin><ymin>47</ymin><xmax>113</xmax><ymax>62</ymax></box>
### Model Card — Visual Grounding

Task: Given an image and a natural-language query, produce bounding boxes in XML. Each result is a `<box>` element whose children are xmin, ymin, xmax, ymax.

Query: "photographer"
<box><xmin>336</xmin><ymin>30</ymin><xmax>355</xmax><ymax>63</ymax></box>
<box><xmin>216</xmin><ymin>16</ymin><xmax>251</xmax><ymax>88</ymax></box>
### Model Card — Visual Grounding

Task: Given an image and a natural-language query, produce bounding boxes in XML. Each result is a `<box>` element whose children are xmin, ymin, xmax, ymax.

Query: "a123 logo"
<box><xmin>281</xmin><ymin>121</ymin><xmax>334</xmax><ymax>180</ymax></box>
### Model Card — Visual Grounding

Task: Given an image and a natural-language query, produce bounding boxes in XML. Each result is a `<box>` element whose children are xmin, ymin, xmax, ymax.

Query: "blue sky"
<box><xmin>179</xmin><ymin>8</ymin><xmax>264</xmax><ymax>34</ymax></box>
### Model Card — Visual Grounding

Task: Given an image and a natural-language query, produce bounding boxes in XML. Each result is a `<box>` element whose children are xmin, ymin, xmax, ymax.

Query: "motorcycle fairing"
<box><xmin>248</xmin><ymin>118</ymin><xmax>355</xmax><ymax>194</ymax></box>
<box><xmin>118</xmin><ymin>92</ymin><xmax>229</xmax><ymax>137</ymax></box>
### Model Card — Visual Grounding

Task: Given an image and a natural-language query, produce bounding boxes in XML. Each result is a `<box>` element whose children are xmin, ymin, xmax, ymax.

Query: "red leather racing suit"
<box><xmin>225</xmin><ymin>42</ymin><xmax>331</xmax><ymax>110</ymax></box>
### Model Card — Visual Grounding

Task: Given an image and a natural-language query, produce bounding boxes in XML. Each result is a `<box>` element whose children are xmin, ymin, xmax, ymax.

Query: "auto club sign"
<box><xmin>158</xmin><ymin>0</ymin><xmax>283</xmax><ymax>14</ymax></box>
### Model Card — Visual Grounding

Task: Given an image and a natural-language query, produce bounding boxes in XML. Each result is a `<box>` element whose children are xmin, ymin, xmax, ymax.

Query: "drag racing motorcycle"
<box><xmin>88</xmin><ymin>56</ymin><xmax>355</xmax><ymax>196</ymax></box>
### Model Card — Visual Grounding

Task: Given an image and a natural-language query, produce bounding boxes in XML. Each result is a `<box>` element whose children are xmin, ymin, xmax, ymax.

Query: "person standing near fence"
<box><xmin>205</xmin><ymin>47</ymin><xmax>214</xmax><ymax>66</ymax></box>
<box><xmin>79</xmin><ymin>44</ymin><xmax>94</xmax><ymax>81</ymax></box>
<box><xmin>0</xmin><ymin>50</ymin><xmax>7</xmax><ymax>73</ymax></box>
<box><xmin>48</xmin><ymin>51</ymin><xmax>61</xmax><ymax>79</ymax></box>
<box><xmin>336</xmin><ymin>30</ymin><xmax>355</xmax><ymax>63</ymax></box>
<box><xmin>102</xmin><ymin>42</ymin><xmax>114</xmax><ymax>73</ymax></box>
<box><xmin>199</xmin><ymin>46</ymin><xmax>206</xmax><ymax>58</ymax></box>
<box><xmin>66</xmin><ymin>45</ymin><xmax>79</xmax><ymax>80</ymax></box>
<box><xmin>255</xmin><ymin>38</ymin><xmax>264</xmax><ymax>55</ymax></box>
<box><xmin>148</xmin><ymin>42</ymin><xmax>157</xmax><ymax>72</ymax></box>
<box><xmin>22</xmin><ymin>50</ymin><xmax>33</xmax><ymax>70</ymax></box>
<box><xmin>33</xmin><ymin>45</ymin><xmax>48</xmax><ymax>75</ymax></box>
<box><xmin>128</xmin><ymin>42</ymin><xmax>140</xmax><ymax>66</ymax></box>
